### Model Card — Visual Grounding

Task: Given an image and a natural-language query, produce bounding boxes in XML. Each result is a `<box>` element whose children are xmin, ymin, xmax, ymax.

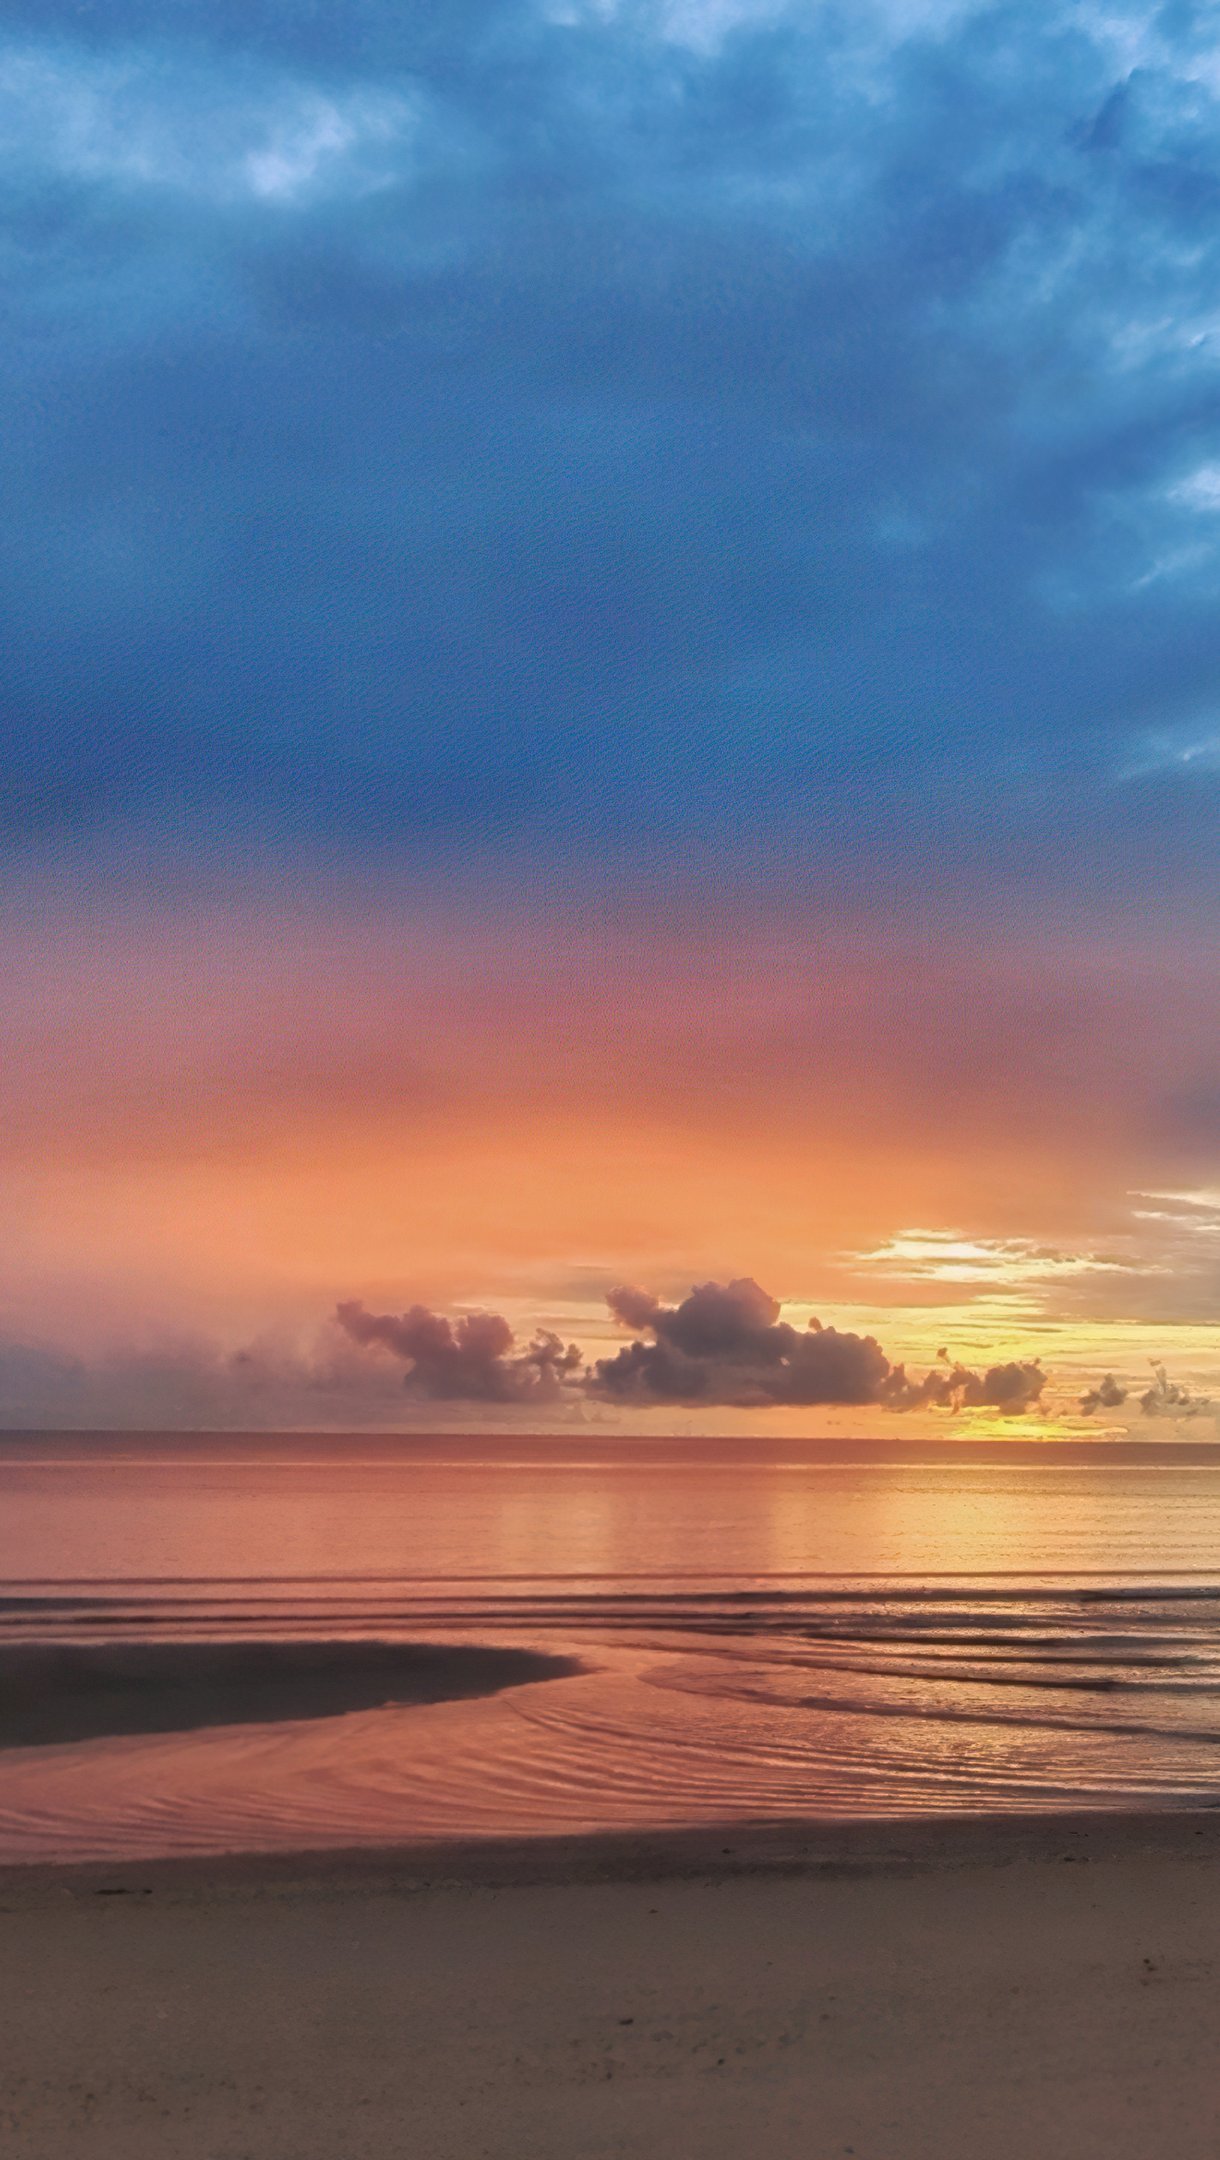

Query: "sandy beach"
<box><xmin>3</xmin><ymin>1811</ymin><xmax>1220</xmax><ymax>2159</ymax></box>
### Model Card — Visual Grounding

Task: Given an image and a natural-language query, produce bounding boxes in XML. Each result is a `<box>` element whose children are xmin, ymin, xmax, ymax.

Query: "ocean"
<box><xmin>3</xmin><ymin>1431</ymin><xmax>1220</xmax><ymax>1862</ymax></box>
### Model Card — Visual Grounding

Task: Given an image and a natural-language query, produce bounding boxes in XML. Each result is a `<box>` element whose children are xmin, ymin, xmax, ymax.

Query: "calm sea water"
<box><xmin>3</xmin><ymin>1432</ymin><xmax>1220</xmax><ymax>1862</ymax></box>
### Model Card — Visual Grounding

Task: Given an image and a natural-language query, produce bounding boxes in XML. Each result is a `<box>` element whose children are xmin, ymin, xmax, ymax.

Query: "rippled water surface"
<box><xmin>3</xmin><ymin>1431</ymin><xmax>1220</xmax><ymax>1860</ymax></box>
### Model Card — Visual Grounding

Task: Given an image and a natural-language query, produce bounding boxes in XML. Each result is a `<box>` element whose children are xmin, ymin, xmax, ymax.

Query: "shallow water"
<box><xmin>3</xmin><ymin>1431</ymin><xmax>1220</xmax><ymax>1861</ymax></box>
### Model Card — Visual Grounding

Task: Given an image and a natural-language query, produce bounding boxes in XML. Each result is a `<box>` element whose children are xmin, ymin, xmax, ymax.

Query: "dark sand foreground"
<box><xmin>3</xmin><ymin>1812</ymin><xmax>1220</xmax><ymax>2158</ymax></box>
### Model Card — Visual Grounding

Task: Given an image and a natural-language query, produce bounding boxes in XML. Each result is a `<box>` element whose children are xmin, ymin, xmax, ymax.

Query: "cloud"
<box><xmin>2</xmin><ymin>0</ymin><xmax>1220</xmax><ymax>918</ymax></box>
<box><xmin>335</xmin><ymin>1300</ymin><xmax>583</xmax><ymax>1401</ymax></box>
<box><xmin>1140</xmin><ymin>1363</ymin><xmax>1213</xmax><ymax>1420</ymax></box>
<box><xmin>0</xmin><ymin>1309</ymin><xmax>585</xmax><ymax>1428</ymax></box>
<box><xmin>0</xmin><ymin>1280</ymin><xmax>1102</xmax><ymax>1426</ymax></box>
<box><xmin>0</xmin><ymin>1322</ymin><xmax>413</xmax><ymax>1431</ymax></box>
<box><xmin>876</xmin><ymin>1354</ymin><xmax>1049</xmax><ymax>1417</ymax></box>
<box><xmin>940</xmin><ymin>1359</ymin><xmax>1046</xmax><ymax>1416</ymax></box>
<box><xmin>0</xmin><ymin>45</ymin><xmax>419</xmax><ymax>206</ymax></box>
<box><xmin>1080</xmin><ymin>1372</ymin><xmax>1127</xmax><ymax>1415</ymax></box>
<box><xmin>331</xmin><ymin>1277</ymin><xmax>1053</xmax><ymax>1416</ymax></box>
<box><xmin>852</xmin><ymin>1229</ymin><xmax>1128</xmax><ymax>1290</ymax></box>
<box><xmin>591</xmin><ymin>1277</ymin><xmax>1045</xmax><ymax>1412</ymax></box>
<box><xmin>547</xmin><ymin>0</ymin><xmax>994</xmax><ymax>64</ymax></box>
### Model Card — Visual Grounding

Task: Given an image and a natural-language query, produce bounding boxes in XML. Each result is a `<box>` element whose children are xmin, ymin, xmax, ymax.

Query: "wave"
<box><xmin>5</xmin><ymin>1572</ymin><xmax>1220</xmax><ymax>1859</ymax></box>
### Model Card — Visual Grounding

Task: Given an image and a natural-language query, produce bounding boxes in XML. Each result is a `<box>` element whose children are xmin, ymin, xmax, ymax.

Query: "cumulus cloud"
<box><xmin>907</xmin><ymin>1355</ymin><xmax>1047</xmax><ymax>1416</ymax></box>
<box><xmin>594</xmin><ymin>1277</ymin><xmax>892</xmax><ymax>1405</ymax></box>
<box><xmin>335</xmin><ymin>1300</ymin><xmax>583</xmax><ymax>1402</ymax></box>
<box><xmin>590</xmin><ymin>1277</ymin><xmax>1046</xmax><ymax>1412</ymax></box>
<box><xmin>1080</xmin><ymin>1373</ymin><xmax>1128</xmax><ymax>1415</ymax></box>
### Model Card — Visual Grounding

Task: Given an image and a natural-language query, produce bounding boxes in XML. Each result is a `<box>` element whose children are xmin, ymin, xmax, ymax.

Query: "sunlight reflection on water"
<box><xmin>3</xmin><ymin>1434</ymin><xmax>1220</xmax><ymax>1860</ymax></box>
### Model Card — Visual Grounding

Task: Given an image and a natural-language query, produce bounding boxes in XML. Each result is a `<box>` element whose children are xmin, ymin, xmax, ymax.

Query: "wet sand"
<box><xmin>0</xmin><ymin>1639</ymin><xmax>579</xmax><ymax>1749</ymax></box>
<box><xmin>3</xmin><ymin>1811</ymin><xmax>1220</xmax><ymax>2158</ymax></box>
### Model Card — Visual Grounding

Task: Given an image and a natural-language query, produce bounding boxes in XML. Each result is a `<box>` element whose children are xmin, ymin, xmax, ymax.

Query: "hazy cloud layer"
<box><xmin>0</xmin><ymin>1324</ymin><xmax>411</xmax><ymax>1432</ymax></box>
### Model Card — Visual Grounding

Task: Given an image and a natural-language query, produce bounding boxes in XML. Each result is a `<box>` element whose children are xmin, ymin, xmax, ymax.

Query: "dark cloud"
<box><xmin>591</xmin><ymin>1278</ymin><xmax>1045</xmax><ymax>1413</ymax></box>
<box><xmin>0</xmin><ymin>1</ymin><xmax>1218</xmax><ymax>913</ymax></box>
<box><xmin>597</xmin><ymin>1276</ymin><xmax>893</xmax><ymax>1405</ymax></box>
<box><xmin>335</xmin><ymin>1300</ymin><xmax>582</xmax><ymax>1402</ymax></box>
<box><xmin>1080</xmin><ymin>1372</ymin><xmax>1128</xmax><ymax>1415</ymax></box>
<box><xmin>895</xmin><ymin>1354</ymin><xmax>1047</xmax><ymax>1417</ymax></box>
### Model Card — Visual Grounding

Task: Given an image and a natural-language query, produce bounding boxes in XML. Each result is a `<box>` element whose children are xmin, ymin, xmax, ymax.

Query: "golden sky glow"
<box><xmin>0</xmin><ymin>878</ymin><xmax>1217</xmax><ymax>1431</ymax></box>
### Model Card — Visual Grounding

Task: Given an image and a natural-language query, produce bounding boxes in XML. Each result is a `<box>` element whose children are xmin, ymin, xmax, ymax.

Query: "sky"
<box><xmin>2</xmin><ymin>0</ymin><xmax>1220</xmax><ymax>1430</ymax></box>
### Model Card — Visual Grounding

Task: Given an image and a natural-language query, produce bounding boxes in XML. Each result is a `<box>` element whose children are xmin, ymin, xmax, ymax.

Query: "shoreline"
<box><xmin>6</xmin><ymin>1800</ymin><xmax>1220</xmax><ymax>1900</ymax></box>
